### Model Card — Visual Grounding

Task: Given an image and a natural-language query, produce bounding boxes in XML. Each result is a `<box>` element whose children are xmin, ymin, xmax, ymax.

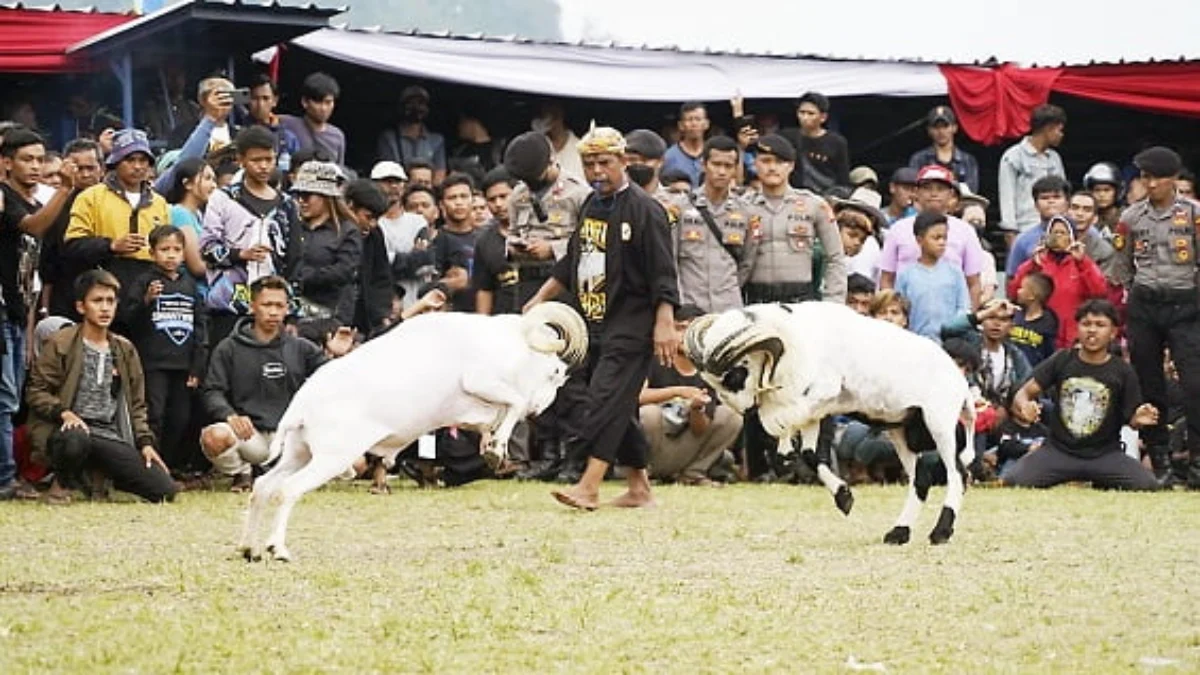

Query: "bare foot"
<box><xmin>606</xmin><ymin>490</ymin><xmax>657</xmax><ymax>509</ymax></box>
<box><xmin>551</xmin><ymin>487</ymin><xmax>599</xmax><ymax>511</ymax></box>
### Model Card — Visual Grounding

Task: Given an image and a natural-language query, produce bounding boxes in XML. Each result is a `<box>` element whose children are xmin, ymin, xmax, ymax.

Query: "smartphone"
<box><xmin>229</xmin><ymin>87</ymin><xmax>252</xmax><ymax>107</ymax></box>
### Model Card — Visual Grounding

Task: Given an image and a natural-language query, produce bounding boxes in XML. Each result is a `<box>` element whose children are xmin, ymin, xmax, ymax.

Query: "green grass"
<box><xmin>1</xmin><ymin>481</ymin><xmax>1198</xmax><ymax>673</ymax></box>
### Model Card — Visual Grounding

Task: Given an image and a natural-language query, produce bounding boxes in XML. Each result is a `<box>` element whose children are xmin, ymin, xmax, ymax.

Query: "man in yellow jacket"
<box><xmin>63</xmin><ymin>129</ymin><xmax>169</xmax><ymax>333</ymax></box>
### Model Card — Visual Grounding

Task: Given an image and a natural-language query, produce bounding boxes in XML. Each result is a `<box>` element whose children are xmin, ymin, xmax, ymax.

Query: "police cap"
<box><xmin>1133</xmin><ymin>146</ymin><xmax>1183</xmax><ymax>178</ymax></box>
<box><xmin>624</xmin><ymin>129</ymin><xmax>667</xmax><ymax>160</ymax></box>
<box><xmin>754</xmin><ymin>134</ymin><xmax>796</xmax><ymax>162</ymax></box>
<box><xmin>503</xmin><ymin>131</ymin><xmax>554</xmax><ymax>185</ymax></box>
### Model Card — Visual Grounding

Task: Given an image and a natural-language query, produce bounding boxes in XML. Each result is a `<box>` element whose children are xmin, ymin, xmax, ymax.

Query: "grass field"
<box><xmin>0</xmin><ymin>480</ymin><xmax>1197</xmax><ymax>673</ymax></box>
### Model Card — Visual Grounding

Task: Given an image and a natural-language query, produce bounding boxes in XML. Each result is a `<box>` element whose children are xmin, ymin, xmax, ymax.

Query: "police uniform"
<box><xmin>1111</xmin><ymin>147</ymin><xmax>1200</xmax><ymax>486</ymax></box>
<box><xmin>737</xmin><ymin>135</ymin><xmax>847</xmax><ymax>482</ymax></box>
<box><xmin>506</xmin><ymin>175</ymin><xmax>591</xmax><ymax>302</ymax></box>
<box><xmin>740</xmin><ymin>187</ymin><xmax>847</xmax><ymax>303</ymax></box>
<box><xmin>671</xmin><ymin>188</ymin><xmax>752</xmax><ymax>312</ymax></box>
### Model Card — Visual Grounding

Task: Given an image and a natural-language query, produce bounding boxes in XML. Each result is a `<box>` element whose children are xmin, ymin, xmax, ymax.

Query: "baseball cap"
<box><xmin>849</xmin><ymin>166</ymin><xmax>879</xmax><ymax>187</ymax></box>
<box><xmin>370</xmin><ymin>160</ymin><xmax>408</xmax><ymax>181</ymax></box>
<box><xmin>754</xmin><ymin>134</ymin><xmax>796</xmax><ymax>162</ymax></box>
<box><xmin>926</xmin><ymin>105</ymin><xmax>957</xmax><ymax>127</ymax></box>
<box><xmin>891</xmin><ymin>167</ymin><xmax>919</xmax><ymax>185</ymax></box>
<box><xmin>916</xmin><ymin>164</ymin><xmax>957</xmax><ymax>187</ymax></box>
<box><xmin>106</xmin><ymin>129</ymin><xmax>152</xmax><ymax>167</ymax></box>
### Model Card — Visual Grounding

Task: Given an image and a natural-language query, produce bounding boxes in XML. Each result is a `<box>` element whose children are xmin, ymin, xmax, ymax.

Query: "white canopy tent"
<box><xmin>262</xmin><ymin>28</ymin><xmax>948</xmax><ymax>101</ymax></box>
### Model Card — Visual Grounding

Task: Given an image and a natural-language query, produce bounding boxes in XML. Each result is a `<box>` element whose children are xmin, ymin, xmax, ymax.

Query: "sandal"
<box><xmin>43</xmin><ymin>489</ymin><xmax>72</xmax><ymax>505</ymax></box>
<box><xmin>679</xmin><ymin>475</ymin><xmax>724</xmax><ymax>488</ymax></box>
<box><xmin>230</xmin><ymin>473</ymin><xmax>253</xmax><ymax>493</ymax></box>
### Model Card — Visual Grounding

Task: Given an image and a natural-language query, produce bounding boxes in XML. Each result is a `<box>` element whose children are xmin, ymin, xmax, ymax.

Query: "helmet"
<box><xmin>1082</xmin><ymin>162</ymin><xmax>1121</xmax><ymax>190</ymax></box>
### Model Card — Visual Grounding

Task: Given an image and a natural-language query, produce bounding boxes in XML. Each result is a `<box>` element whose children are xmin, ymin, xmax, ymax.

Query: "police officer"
<box><xmin>738</xmin><ymin>134</ymin><xmax>846</xmax><ymax>482</ymax></box>
<box><xmin>1111</xmin><ymin>146</ymin><xmax>1200</xmax><ymax>488</ymax></box>
<box><xmin>740</xmin><ymin>134</ymin><xmax>847</xmax><ymax>304</ymax></box>
<box><xmin>671</xmin><ymin>135</ymin><xmax>752</xmax><ymax>313</ymax></box>
<box><xmin>502</xmin><ymin>131</ymin><xmax>592</xmax><ymax>482</ymax></box>
<box><xmin>623</xmin><ymin>129</ymin><xmax>672</xmax><ymax>203</ymax></box>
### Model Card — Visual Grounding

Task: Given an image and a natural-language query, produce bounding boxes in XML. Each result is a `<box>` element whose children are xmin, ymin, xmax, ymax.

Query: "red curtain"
<box><xmin>942</xmin><ymin>61</ymin><xmax>1200</xmax><ymax>146</ymax></box>
<box><xmin>939</xmin><ymin>64</ymin><xmax>1062</xmax><ymax>145</ymax></box>
<box><xmin>0</xmin><ymin>9</ymin><xmax>132</xmax><ymax>73</ymax></box>
<box><xmin>1054</xmin><ymin>63</ymin><xmax>1200</xmax><ymax>118</ymax></box>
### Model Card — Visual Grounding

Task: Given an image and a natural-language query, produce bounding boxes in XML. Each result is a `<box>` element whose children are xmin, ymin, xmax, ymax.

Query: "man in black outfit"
<box><xmin>1003</xmin><ymin>300</ymin><xmax>1160</xmax><ymax>491</ymax></box>
<box><xmin>343</xmin><ymin>178</ymin><xmax>396</xmax><ymax>336</ymax></box>
<box><xmin>780</xmin><ymin>91</ymin><xmax>850</xmax><ymax>193</ymax></box>
<box><xmin>524</xmin><ymin>126</ymin><xmax>680</xmax><ymax>510</ymax></box>
<box><xmin>472</xmin><ymin>167</ymin><xmax>522</xmax><ymax>316</ymax></box>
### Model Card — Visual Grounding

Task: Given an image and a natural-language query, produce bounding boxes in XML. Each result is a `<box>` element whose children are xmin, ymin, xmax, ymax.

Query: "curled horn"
<box><xmin>705</xmin><ymin>322</ymin><xmax>785</xmax><ymax>386</ymax></box>
<box><xmin>683</xmin><ymin>314</ymin><xmax>718</xmax><ymax>369</ymax></box>
<box><xmin>523</xmin><ymin>301</ymin><xmax>589</xmax><ymax>367</ymax></box>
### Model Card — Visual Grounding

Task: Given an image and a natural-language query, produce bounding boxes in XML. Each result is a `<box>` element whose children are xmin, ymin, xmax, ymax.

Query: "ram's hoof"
<box><xmin>929</xmin><ymin>507</ymin><xmax>956</xmax><ymax>545</ymax></box>
<box><xmin>883</xmin><ymin>526</ymin><xmax>911</xmax><ymax>545</ymax></box>
<box><xmin>834</xmin><ymin>485</ymin><xmax>854</xmax><ymax>516</ymax></box>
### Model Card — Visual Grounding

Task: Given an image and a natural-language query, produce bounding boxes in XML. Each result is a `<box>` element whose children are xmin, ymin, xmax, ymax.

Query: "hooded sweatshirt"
<box><xmin>120</xmin><ymin>267</ymin><xmax>208</xmax><ymax>375</ymax></box>
<box><xmin>1008</xmin><ymin>249</ymin><xmax>1107</xmax><ymax>349</ymax></box>
<box><xmin>202</xmin><ymin>318</ymin><xmax>326</xmax><ymax>431</ymax></box>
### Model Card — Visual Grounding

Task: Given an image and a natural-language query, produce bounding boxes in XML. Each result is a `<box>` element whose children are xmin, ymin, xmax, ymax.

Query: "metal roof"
<box><xmin>68</xmin><ymin>0</ymin><xmax>345</xmax><ymax>56</ymax></box>
<box><xmin>332</xmin><ymin>25</ymin><xmax>962</xmax><ymax>66</ymax></box>
<box><xmin>0</xmin><ymin>2</ymin><xmax>130</xmax><ymax>13</ymax></box>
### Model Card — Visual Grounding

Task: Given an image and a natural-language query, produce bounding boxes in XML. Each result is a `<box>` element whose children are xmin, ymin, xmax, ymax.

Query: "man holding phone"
<box><xmin>197</xmin><ymin>77</ymin><xmax>240</xmax><ymax>152</ymax></box>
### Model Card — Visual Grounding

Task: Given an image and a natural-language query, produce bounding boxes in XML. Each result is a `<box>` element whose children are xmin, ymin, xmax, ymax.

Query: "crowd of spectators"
<box><xmin>0</xmin><ymin>67</ymin><xmax>1195</xmax><ymax>504</ymax></box>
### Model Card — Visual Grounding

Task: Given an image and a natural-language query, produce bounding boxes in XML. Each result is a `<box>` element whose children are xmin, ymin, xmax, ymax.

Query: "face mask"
<box><xmin>626</xmin><ymin>163</ymin><xmax>655</xmax><ymax>188</ymax></box>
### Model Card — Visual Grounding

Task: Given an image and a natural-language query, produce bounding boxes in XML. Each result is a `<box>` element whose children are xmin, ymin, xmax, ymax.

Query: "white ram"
<box><xmin>239</xmin><ymin>302</ymin><xmax>588</xmax><ymax>561</ymax></box>
<box><xmin>684</xmin><ymin>302</ymin><xmax>975</xmax><ymax>545</ymax></box>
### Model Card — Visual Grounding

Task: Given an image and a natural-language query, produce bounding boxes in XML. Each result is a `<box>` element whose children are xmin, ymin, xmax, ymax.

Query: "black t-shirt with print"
<box><xmin>1032</xmin><ymin>349</ymin><xmax>1140</xmax><ymax>458</ymax></box>
<box><xmin>1010</xmin><ymin>308</ymin><xmax>1059</xmax><ymax>366</ymax></box>
<box><xmin>0</xmin><ymin>183</ymin><xmax>40</xmax><ymax>322</ymax></box>
<box><xmin>471</xmin><ymin>224</ymin><xmax>521</xmax><ymax>315</ymax></box>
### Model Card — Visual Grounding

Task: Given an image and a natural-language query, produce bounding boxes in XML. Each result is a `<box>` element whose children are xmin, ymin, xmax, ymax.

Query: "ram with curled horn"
<box><xmin>685</xmin><ymin>302</ymin><xmax>977</xmax><ymax>546</ymax></box>
<box><xmin>235</xmin><ymin>302</ymin><xmax>588</xmax><ymax>562</ymax></box>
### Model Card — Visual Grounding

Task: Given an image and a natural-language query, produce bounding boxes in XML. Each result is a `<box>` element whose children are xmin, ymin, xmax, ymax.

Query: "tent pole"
<box><xmin>109</xmin><ymin>53</ymin><xmax>134</xmax><ymax>129</ymax></box>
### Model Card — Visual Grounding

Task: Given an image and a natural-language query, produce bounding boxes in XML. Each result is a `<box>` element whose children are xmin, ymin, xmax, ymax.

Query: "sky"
<box><xmin>557</xmin><ymin>0</ymin><xmax>1200</xmax><ymax>66</ymax></box>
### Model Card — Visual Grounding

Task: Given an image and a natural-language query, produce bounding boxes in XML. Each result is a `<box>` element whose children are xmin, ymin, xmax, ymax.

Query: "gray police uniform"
<box><xmin>740</xmin><ymin>187</ymin><xmax>847</xmax><ymax>303</ymax></box>
<box><xmin>507</xmin><ymin>175</ymin><xmax>591</xmax><ymax>290</ymax></box>
<box><xmin>1111</xmin><ymin>196</ymin><xmax>1200</xmax><ymax>484</ymax></box>
<box><xmin>671</xmin><ymin>189</ymin><xmax>752</xmax><ymax>312</ymax></box>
